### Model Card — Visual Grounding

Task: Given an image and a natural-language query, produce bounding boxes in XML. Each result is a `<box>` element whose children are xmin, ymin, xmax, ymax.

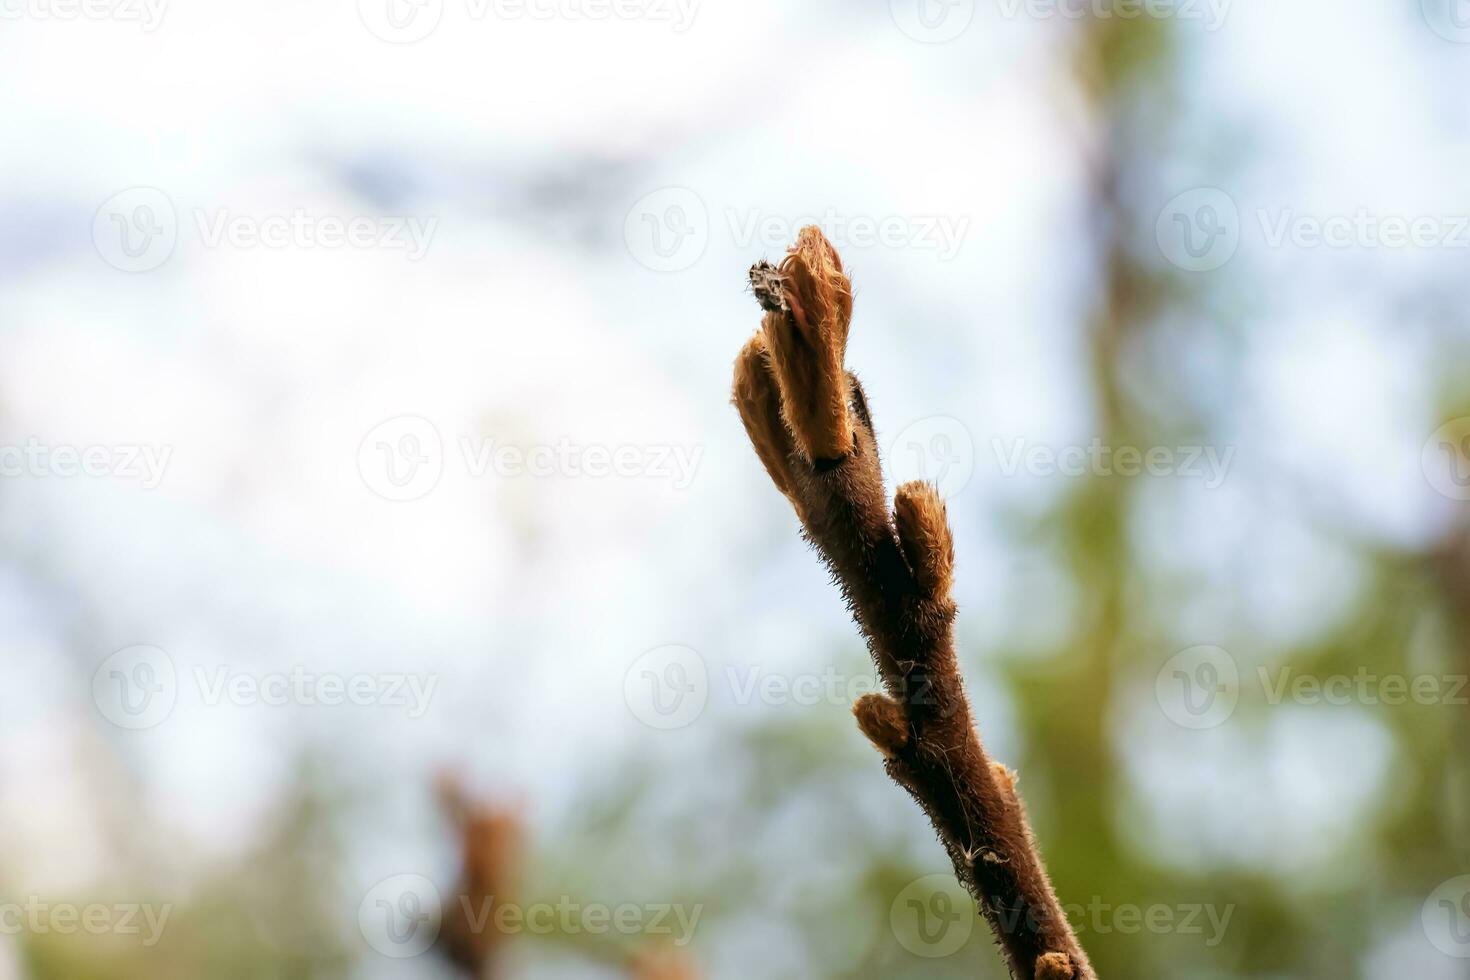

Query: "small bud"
<box><xmin>1035</xmin><ymin>952</ymin><xmax>1075</xmax><ymax>980</ymax></box>
<box><xmin>853</xmin><ymin>693</ymin><xmax>910</xmax><ymax>759</ymax></box>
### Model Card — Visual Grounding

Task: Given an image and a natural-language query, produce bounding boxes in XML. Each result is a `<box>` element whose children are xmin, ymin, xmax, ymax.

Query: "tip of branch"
<box><xmin>785</xmin><ymin>224</ymin><xmax>845</xmax><ymax>277</ymax></box>
<box><xmin>779</xmin><ymin>226</ymin><xmax>852</xmax><ymax>343</ymax></box>
<box><xmin>853</xmin><ymin>693</ymin><xmax>909</xmax><ymax>759</ymax></box>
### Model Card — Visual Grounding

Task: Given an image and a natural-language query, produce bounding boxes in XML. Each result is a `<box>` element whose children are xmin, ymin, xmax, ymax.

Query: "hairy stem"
<box><xmin>732</xmin><ymin>228</ymin><xmax>1096</xmax><ymax>979</ymax></box>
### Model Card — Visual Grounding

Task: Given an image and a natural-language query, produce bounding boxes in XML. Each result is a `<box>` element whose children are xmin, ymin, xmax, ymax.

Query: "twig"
<box><xmin>436</xmin><ymin>775</ymin><xmax>524</xmax><ymax>980</ymax></box>
<box><xmin>731</xmin><ymin>227</ymin><xmax>1096</xmax><ymax>979</ymax></box>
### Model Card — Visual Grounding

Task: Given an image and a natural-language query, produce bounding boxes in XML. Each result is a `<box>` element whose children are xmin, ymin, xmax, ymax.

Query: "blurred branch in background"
<box><xmin>435</xmin><ymin>776</ymin><xmax>703</xmax><ymax>980</ymax></box>
<box><xmin>437</xmin><ymin>774</ymin><xmax>524</xmax><ymax>980</ymax></box>
<box><xmin>627</xmin><ymin>946</ymin><xmax>701</xmax><ymax>980</ymax></box>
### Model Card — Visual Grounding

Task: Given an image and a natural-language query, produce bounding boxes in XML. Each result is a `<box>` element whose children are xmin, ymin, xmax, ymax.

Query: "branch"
<box><xmin>436</xmin><ymin>775</ymin><xmax>524</xmax><ymax>980</ymax></box>
<box><xmin>731</xmin><ymin>227</ymin><xmax>1096</xmax><ymax>979</ymax></box>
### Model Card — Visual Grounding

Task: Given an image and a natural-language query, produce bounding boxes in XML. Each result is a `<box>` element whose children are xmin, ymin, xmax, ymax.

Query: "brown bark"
<box><xmin>731</xmin><ymin>227</ymin><xmax>1096</xmax><ymax>979</ymax></box>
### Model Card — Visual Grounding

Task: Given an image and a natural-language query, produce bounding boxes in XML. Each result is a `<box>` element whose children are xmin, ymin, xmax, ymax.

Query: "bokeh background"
<box><xmin>3</xmin><ymin>0</ymin><xmax>1470</xmax><ymax>977</ymax></box>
